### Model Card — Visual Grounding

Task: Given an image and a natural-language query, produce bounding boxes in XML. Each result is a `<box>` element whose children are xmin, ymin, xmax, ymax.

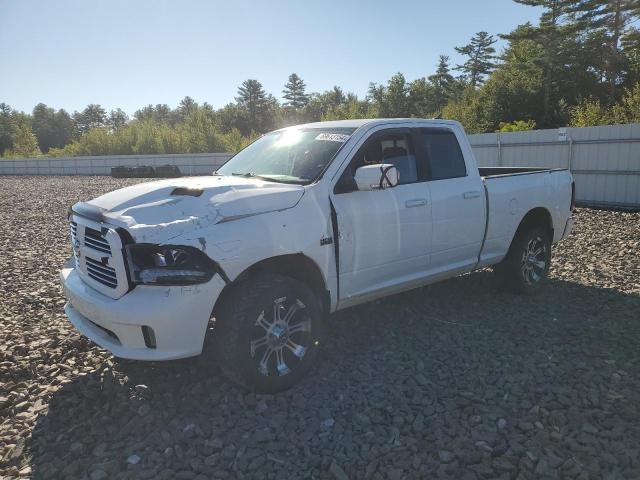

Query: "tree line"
<box><xmin>1</xmin><ymin>0</ymin><xmax>639</xmax><ymax>158</ymax></box>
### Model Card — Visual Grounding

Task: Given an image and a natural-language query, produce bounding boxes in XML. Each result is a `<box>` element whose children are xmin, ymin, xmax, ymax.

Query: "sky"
<box><xmin>0</xmin><ymin>0</ymin><xmax>542</xmax><ymax>116</ymax></box>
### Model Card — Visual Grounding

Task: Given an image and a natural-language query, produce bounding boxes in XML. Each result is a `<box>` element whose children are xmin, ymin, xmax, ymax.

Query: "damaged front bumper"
<box><xmin>60</xmin><ymin>263</ymin><xmax>226</xmax><ymax>360</ymax></box>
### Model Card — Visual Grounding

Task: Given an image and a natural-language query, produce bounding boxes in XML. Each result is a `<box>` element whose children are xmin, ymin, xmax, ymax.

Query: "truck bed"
<box><xmin>479</xmin><ymin>167</ymin><xmax>568</xmax><ymax>178</ymax></box>
<box><xmin>477</xmin><ymin>167</ymin><xmax>574</xmax><ymax>269</ymax></box>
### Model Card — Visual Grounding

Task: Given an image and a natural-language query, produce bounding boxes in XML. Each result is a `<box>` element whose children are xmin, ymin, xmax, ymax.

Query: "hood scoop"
<box><xmin>171</xmin><ymin>187</ymin><xmax>203</xmax><ymax>197</ymax></box>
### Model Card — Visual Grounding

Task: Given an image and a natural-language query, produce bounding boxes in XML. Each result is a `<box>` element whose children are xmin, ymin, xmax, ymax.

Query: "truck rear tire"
<box><xmin>213</xmin><ymin>272</ymin><xmax>324</xmax><ymax>393</ymax></box>
<box><xmin>494</xmin><ymin>226</ymin><xmax>551</xmax><ymax>295</ymax></box>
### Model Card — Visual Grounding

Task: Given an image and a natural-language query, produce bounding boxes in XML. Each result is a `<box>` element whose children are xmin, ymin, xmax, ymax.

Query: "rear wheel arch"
<box><xmin>495</xmin><ymin>207</ymin><xmax>554</xmax><ymax>294</ymax></box>
<box><xmin>513</xmin><ymin>207</ymin><xmax>553</xmax><ymax>243</ymax></box>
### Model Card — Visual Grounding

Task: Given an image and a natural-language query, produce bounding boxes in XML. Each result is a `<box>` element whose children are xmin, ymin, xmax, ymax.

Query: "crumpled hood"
<box><xmin>88</xmin><ymin>176</ymin><xmax>305</xmax><ymax>242</ymax></box>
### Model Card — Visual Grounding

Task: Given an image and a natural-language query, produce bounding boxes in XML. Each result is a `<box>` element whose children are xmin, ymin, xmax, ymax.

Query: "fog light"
<box><xmin>141</xmin><ymin>326</ymin><xmax>156</xmax><ymax>349</ymax></box>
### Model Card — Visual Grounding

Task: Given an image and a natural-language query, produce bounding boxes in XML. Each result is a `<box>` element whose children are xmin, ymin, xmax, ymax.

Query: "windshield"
<box><xmin>217</xmin><ymin>127</ymin><xmax>356</xmax><ymax>184</ymax></box>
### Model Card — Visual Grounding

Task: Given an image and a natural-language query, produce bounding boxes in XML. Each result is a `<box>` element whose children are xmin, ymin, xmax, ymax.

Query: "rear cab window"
<box><xmin>419</xmin><ymin>129</ymin><xmax>467</xmax><ymax>181</ymax></box>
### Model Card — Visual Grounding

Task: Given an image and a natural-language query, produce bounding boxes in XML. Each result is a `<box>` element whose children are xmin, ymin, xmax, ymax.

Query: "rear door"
<box><xmin>330</xmin><ymin>127</ymin><xmax>432</xmax><ymax>304</ymax></box>
<box><xmin>417</xmin><ymin>127</ymin><xmax>486</xmax><ymax>273</ymax></box>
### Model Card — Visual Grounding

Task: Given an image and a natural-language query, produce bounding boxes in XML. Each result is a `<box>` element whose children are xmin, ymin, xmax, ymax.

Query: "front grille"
<box><xmin>84</xmin><ymin>227</ymin><xmax>111</xmax><ymax>254</ymax></box>
<box><xmin>68</xmin><ymin>216</ymin><xmax>128</xmax><ymax>298</ymax></box>
<box><xmin>85</xmin><ymin>256</ymin><xmax>118</xmax><ymax>288</ymax></box>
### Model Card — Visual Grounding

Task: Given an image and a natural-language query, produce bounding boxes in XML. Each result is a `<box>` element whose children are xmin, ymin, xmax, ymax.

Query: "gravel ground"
<box><xmin>1</xmin><ymin>176</ymin><xmax>640</xmax><ymax>480</ymax></box>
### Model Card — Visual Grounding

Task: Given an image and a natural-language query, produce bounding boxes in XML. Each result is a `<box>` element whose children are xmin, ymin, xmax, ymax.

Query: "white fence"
<box><xmin>1</xmin><ymin>123</ymin><xmax>639</xmax><ymax>208</ymax></box>
<box><xmin>0</xmin><ymin>152</ymin><xmax>233</xmax><ymax>176</ymax></box>
<box><xmin>469</xmin><ymin>123</ymin><xmax>640</xmax><ymax>208</ymax></box>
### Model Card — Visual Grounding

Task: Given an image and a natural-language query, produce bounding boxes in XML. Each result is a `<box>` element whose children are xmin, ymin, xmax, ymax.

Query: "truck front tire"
<box><xmin>494</xmin><ymin>226</ymin><xmax>551</xmax><ymax>295</ymax></box>
<box><xmin>213</xmin><ymin>272</ymin><xmax>324</xmax><ymax>393</ymax></box>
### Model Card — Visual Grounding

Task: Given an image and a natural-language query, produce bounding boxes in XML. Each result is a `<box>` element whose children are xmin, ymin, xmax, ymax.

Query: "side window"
<box><xmin>421</xmin><ymin>130</ymin><xmax>467</xmax><ymax>180</ymax></box>
<box><xmin>351</xmin><ymin>133</ymin><xmax>418</xmax><ymax>185</ymax></box>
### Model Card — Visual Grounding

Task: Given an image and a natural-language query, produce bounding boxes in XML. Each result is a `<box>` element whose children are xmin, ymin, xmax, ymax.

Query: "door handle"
<box><xmin>463</xmin><ymin>191</ymin><xmax>481</xmax><ymax>199</ymax></box>
<box><xmin>405</xmin><ymin>198</ymin><xmax>427</xmax><ymax>208</ymax></box>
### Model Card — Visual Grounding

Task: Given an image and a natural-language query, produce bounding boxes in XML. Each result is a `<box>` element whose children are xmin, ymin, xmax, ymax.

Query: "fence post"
<box><xmin>497</xmin><ymin>132</ymin><xmax>503</xmax><ymax>166</ymax></box>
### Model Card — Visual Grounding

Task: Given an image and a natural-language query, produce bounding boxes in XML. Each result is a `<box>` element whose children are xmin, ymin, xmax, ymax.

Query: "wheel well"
<box><xmin>515</xmin><ymin>207</ymin><xmax>553</xmax><ymax>239</ymax></box>
<box><xmin>212</xmin><ymin>254</ymin><xmax>330</xmax><ymax>317</ymax></box>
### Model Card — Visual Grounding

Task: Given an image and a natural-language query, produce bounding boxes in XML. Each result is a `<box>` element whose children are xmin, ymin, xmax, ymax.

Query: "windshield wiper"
<box><xmin>229</xmin><ymin>171</ymin><xmax>306</xmax><ymax>185</ymax></box>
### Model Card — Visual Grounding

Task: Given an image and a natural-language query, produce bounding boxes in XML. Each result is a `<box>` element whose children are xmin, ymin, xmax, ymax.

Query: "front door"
<box><xmin>330</xmin><ymin>128</ymin><xmax>432</xmax><ymax>305</ymax></box>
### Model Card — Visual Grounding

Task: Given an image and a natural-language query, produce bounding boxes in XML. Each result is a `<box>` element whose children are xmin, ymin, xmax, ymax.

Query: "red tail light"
<box><xmin>570</xmin><ymin>181</ymin><xmax>576</xmax><ymax>211</ymax></box>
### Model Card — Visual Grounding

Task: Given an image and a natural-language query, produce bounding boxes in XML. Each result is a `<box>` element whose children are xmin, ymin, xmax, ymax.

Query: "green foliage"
<box><xmin>368</xmin><ymin>73</ymin><xmax>410</xmax><ymax>118</ymax></box>
<box><xmin>235</xmin><ymin>79</ymin><xmax>270</xmax><ymax>134</ymax></box>
<box><xmin>459</xmin><ymin>38</ymin><xmax>545</xmax><ymax>132</ymax></box>
<box><xmin>622</xmin><ymin>27</ymin><xmax>640</xmax><ymax>86</ymax></box>
<box><xmin>134</xmin><ymin>103</ymin><xmax>180</xmax><ymax>125</ymax></box>
<box><xmin>612</xmin><ymin>82</ymin><xmax>640</xmax><ymax>122</ymax></box>
<box><xmin>569</xmin><ymin>98</ymin><xmax>612</xmax><ymax>127</ymax></box>
<box><xmin>282</xmin><ymin>73</ymin><xmax>309</xmax><ymax>111</ymax></box>
<box><xmin>73</xmin><ymin>104</ymin><xmax>107</xmax><ymax>136</ymax></box>
<box><xmin>428</xmin><ymin>56</ymin><xmax>459</xmax><ymax>114</ymax></box>
<box><xmin>321</xmin><ymin>96</ymin><xmax>375</xmax><ymax>121</ymax></box>
<box><xmin>0</xmin><ymin>103</ymin><xmax>16</xmax><ymax>155</ymax></box>
<box><xmin>455</xmin><ymin>31</ymin><xmax>497</xmax><ymax>86</ymax></box>
<box><xmin>567</xmin><ymin>0</ymin><xmax>637</xmax><ymax>101</ymax></box>
<box><xmin>570</xmin><ymin>82</ymin><xmax>640</xmax><ymax>126</ymax></box>
<box><xmin>365</xmin><ymin>58</ymin><xmax>464</xmax><ymax>120</ymax></box>
<box><xmin>219</xmin><ymin>128</ymin><xmax>259</xmax><ymax>152</ymax></box>
<box><xmin>32</xmin><ymin>103</ymin><xmax>74</xmax><ymax>152</ymax></box>
<box><xmin>304</xmin><ymin>87</ymin><xmax>349</xmax><ymax>122</ymax></box>
<box><xmin>407</xmin><ymin>78</ymin><xmax>436</xmax><ymax>118</ymax></box>
<box><xmin>108</xmin><ymin>108</ymin><xmax>129</xmax><ymax>131</ymax></box>
<box><xmin>1</xmin><ymin>104</ymin><xmax>42</xmax><ymax>157</ymax></box>
<box><xmin>4</xmin><ymin>113</ymin><xmax>41</xmax><ymax>158</ymax></box>
<box><xmin>442</xmin><ymin>86</ymin><xmax>491</xmax><ymax>133</ymax></box>
<box><xmin>498</xmin><ymin>119</ymin><xmax>537</xmax><ymax>132</ymax></box>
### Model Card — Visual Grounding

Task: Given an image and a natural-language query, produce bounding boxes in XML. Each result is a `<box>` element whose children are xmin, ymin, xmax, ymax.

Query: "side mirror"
<box><xmin>354</xmin><ymin>164</ymin><xmax>399</xmax><ymax>191</ymax></box>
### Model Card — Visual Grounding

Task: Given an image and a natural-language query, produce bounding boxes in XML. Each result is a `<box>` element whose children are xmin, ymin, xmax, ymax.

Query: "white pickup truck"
<box><xmin>61</xmin><ymin>119</ymin><xmax>574</xmax><ymax>392</ymax></box>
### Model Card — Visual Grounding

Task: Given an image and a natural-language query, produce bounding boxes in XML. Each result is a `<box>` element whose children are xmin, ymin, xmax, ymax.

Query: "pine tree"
<box><xmin>367</xmin><ymin>83</ymin><xmax>386</xmax><ymax>107</ymax></box>
<box><xmin>503</xmin><ymin>0</ymin><xmax>575</xmax><ymax>125</ymax></box>
<box><xmin>567</xmin><ymin>0</ymin><xmax>638</xmax><ymax>101</ymax></box>
<box><xmin>282</xmin><ymin>73</ymin><xmax>309</xmax><ymax>110</ymax></box>
<box><xmin>73</xmin><ymin>104</ymin><xmax>107</xmax><ymax>135</ymax></box>
<box><xmin>178</xmin><ymin>96</ymin><xmax>198</xmax><ymax>118</ymax></box>
<box><xmin>32</xmin><ymin>103</ymin><xmax>56</xmax><ymax>152</ymax></box>
<box><xmin>8</xmin><ymin>113</ymin><xmax>40</xmax><ymax>158</ymax></box>
<box><xmin>408</xmin><ymin>78</ymin><xmax>437</xmax><ymax>117</ymax></box>
<box><xmin>327</xmin><ymin>86</ymin><xmax>346</xmax><ymax>108</ymax></box>
<box><xmin>108</xmin><ymin>108</ymin><xmax>129</xmax><ymax>131</ymax></box>
<box><xmin>236</xmin><ymin>79</ymin><xmax>268</xmax><ymax>132</ymax></box>
<box><xmin>384</xmin><ymin>73</ymin><xmax>409</xmax><ymax>117</ymax></box>
<box><xmin>622</xmin><ymin>27</ymin><xmax>640</xmax><ymax>85</ymax></box>
<box><xmin>428</xmin><ymin>55</ymin><xmax>456</xmax><ymax>112</ymax></box>
<box><xmin>0</xmin><ymin>103</ymin><xmax>15</xmax><ymax>155</ymax></box>
<box><xmin>455</xmin><ymin>31</ymin><xmax>497</xmax><ymax>86</ymax></box>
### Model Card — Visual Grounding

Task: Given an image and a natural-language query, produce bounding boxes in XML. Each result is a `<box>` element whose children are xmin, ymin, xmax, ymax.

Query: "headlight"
<box><xmin>125</xmin><ymin>244</ymin><xmax>216</xmax><ymax>285</ymax></box>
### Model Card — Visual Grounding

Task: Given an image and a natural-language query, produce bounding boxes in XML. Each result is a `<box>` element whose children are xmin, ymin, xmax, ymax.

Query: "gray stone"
<box><xmin>438</xmin><ymin>450</ymin><xmax>455</xmax><ymax>463</ymax></box>
<box><xmin>330</xmin><ymin>460</ymin><xmax>349</xmax><ymax>480</ymax></box>
<box><xmin>90</xmin><ymin>470</ymin><xmax>108</xmax><ymax>480</ymax></box>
